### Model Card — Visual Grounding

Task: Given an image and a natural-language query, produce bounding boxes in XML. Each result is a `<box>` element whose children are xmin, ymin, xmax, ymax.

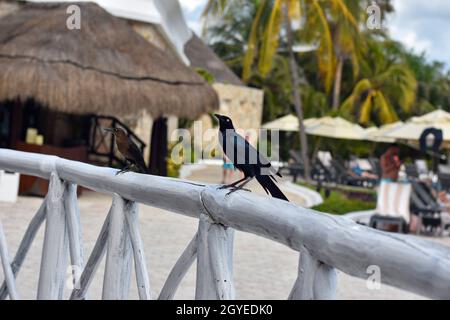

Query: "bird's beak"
<box><xmin>214</xmin><ymin>114</ymin><xmax>222</xmax><ymax>120</ymax></box>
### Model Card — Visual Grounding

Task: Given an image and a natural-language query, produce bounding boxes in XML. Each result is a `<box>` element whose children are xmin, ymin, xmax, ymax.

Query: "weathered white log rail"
<box><xmin>0</xmin><ymin>148</ymin><xmax>450</xmax><ymax>300</ymax></box>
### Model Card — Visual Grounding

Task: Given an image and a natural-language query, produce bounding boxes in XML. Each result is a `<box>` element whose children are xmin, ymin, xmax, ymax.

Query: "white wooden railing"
<box><xmin>0</xmin><ymin>148</ymin><xmax>449</xmax><ymax>300</ymax></box>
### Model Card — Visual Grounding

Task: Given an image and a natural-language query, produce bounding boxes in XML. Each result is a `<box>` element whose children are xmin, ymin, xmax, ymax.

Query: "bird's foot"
<box><xmin>218</xmin><ymin>184</ymin><xmax>231</xmax><ymax>190</ymax></box>
<box><xmin>225</xmin><ymin>187</ymin><xmax>251</xmax><ymax>196</ymax></box>
<box><xmin>115</xmin><ymin>169</ymin><xmax>130</xmax><ymax>176</ymax></box>
<box><xmin>116</xmin><ymin>164</ymin><xmax>132</xmax><ymax>176</ymax></box>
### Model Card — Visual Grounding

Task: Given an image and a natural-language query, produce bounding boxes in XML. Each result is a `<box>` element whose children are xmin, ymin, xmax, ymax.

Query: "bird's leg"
<box><xmin>218</xmin><ymin>176</ymin><xmax>247</xmax><ymax>189</ymax></box>
<box><xmin>116</xmin><ymin>163</ymin><xmax>132</xmax><ymax>175</ymax></box>
<box><xmin>226</xmin><ymin>177</ymin><xmax>253</xmax><ymax>196</ymax></box>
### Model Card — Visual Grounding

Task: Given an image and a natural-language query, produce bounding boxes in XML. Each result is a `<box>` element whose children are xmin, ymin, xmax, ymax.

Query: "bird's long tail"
<box><xmin>256</xmin><ymin>175</ymin><xmax>289</xmax><ymax>201</ymax></box>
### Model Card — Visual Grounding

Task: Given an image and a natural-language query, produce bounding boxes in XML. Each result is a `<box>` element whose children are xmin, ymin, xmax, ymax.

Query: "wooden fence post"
<box><xmin>124</xmin><ymin>200</ymin><xmax>151</xmax><ymax>300</ymax></box>
<box><xmin>158</xmin><ymin>232</ymin><xmax>198</xmax><ymax>300</ymax></box>
<box><xmin>70</xmin><ymin>211</ymin><xmax>111</xmax><ymax>300</ymax></box>
<box><xmin>64</xmin><ymin>183</ymin><xmax>84</xmax><ymax>291</ymax></box>
<box><xmin>102</xmin><ymin>194</ymin><xmax>132</xmax><ymax>300</ymax></box>
<box><xmin>313</xmin><ymin>263</ymin><xmax>337</xmax><ymax>300</ymax></box>
<box><xmin>0</xmin><ymin>220</ymin><xmax>19</xmax><ymax>300</ymax></box>
<box><xmin>37</xmin><ymin>173</ymin><xmax>69</xmax><ymax>300</ymax></box>
<box><xmin>0</xmin><ymin>197</ymin><xmax>47</xmax><ymax>300</ymax></box>
<box><xmin>195</xmin><ymin>213</ymin><xmax>235</xmax><ymax>300</ymax></box>
<box><xmin>289</xmin><ymin>246</ymin><xmax>337</xmax><ymax>300</ymax></box>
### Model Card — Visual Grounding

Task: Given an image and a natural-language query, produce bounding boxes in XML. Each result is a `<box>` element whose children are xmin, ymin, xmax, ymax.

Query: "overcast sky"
<box><xmin>179</xmin><ymin>0</ymin><xmax>450</xmax><ymax>70</ymax></box>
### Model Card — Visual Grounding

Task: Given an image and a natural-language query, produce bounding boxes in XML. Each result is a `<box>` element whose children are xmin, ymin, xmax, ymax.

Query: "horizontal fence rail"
<box><xmin>0</xmin><ymin>148</ymin><xmax>450</xmax><ymax>300</ymax></box>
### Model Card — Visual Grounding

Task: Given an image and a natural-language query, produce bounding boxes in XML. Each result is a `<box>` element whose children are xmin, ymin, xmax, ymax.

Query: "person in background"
<box><xmin>436</xmin><ymin>191</ymin><xmax>450</xmax><ymax>235</ymax></box>
<box><xmin>222</xmin><ymin>153</ymin><xmax>234</xmax><ymax>184</ymax></box>
<box><xmin>380</xmin><ymin>145</ymin><xmax>401</xmax><ymax>181</ymax></box>
<box><xmin>349</xmin><ymin>157</ymin><xmax>379</xmax><ymax>180</ymax></box>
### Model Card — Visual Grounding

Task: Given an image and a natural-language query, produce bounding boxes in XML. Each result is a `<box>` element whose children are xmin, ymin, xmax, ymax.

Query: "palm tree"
<box><xmin>204</xmin><ymin>0</ymin><xmax>355</xmax><ymax>180</ymax></box>
<box><xmin>340</xmin><ymin>39</ymin><xmax>417</xmax><ymax>125</ymax></box>
<box><xmin>204</xmin><ymin>0</ymin><xmax>310</xmax><ymax>179</ymax></box>
<box><xmin>328</xmin><ymin>0</ymin><xmax>395</xmax><ymax>110</ymax></box>
<box><xmin>328</xmin><ymin>1</ymin><xmax>362</xmax><ymax>110</ymax></box>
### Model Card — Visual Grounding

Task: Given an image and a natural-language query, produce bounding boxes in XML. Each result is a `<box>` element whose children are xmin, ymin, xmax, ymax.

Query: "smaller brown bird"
<box><xmin>103</xmin><ymin>127</ymin><xmax>149</xmax><ymax>175</ymax></box>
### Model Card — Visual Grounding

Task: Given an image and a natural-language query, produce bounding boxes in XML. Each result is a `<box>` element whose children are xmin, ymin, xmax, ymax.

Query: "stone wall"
<box><xmin>192</xmin><ymin>83</ymin><xmax>264</xmax><ymax>160</ymax></box>
<box><xmin>214</xmin><ymin>83</ymin><xmax>264</xmax><ymax>147</ymax></box>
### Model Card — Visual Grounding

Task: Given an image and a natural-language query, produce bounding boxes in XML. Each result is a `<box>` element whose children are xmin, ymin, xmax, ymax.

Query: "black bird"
<box><xmin>215</xmin><ymin>114</ymin><xmax>288</xmax><ymax>201</ymax></box>
<box><xmin>104</xmin><ymin>127</ymin><xmax>149</xmax><ymax>175</ymax></box>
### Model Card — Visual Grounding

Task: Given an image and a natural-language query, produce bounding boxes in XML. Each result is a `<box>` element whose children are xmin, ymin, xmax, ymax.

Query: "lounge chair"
<box><xmin>438</xmin><ymin>164</ymin><xmax>450</xmax><ymax>191</ymax></box>
<box><xmin>279</xmin><ymin>150</ymin><xmax>305</xmax><ymax>182</ymax></box>
<box><xmin>311</xmin><ymin>156</ymin><xmax>333</xmax><ymax>184</ymax></box>
<box><xmin>410</xmin><ymin>181</ymin><xmax>443</xmax><ymax>235</ymax></box>
<box><xmin>329</xmin><ymin>158</ymin><xmax>377</xmax><ymax>188</ymax></box>
<box><xmin>369</xmin><ymin>158</ymin><xmax>381</xmax><ymax>177</ymax></box>
<box><xmin>404</xmin><ymin>163</ymin><xmax>419</xmax><ymax>180</ymax></box>
<box><xmin>415</xmin><ymin>160</ymin><xmax>428</xmax><ymax>175</ymax></box>
<box><xmin>369</xmin><ymin>181</ymin><xmax>411</xmax><ymax>233</ymax></box>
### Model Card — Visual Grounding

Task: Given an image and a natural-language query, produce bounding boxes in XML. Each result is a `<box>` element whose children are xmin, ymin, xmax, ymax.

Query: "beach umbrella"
<box><xmin>261</xmin><ymin>115</ymin><xmax>319</xmax><ymax>132</ymax></box>
<box><xmin>364</xmin><ymin>121</ymin><xmax>404</xmax><ymax>143</ymax></box>
<box><xmin>384</xmin><ymin>110</ymin><xmax>450</xmax><ymax>144</ymax></box>
<box><xmin>305</xmin><ymin>117</ymin><xmax>367</xmax><ymax>140</ymax></box>
<box><xmin>261</xmin><ymin>114</ymin><xmax>300</xmax><ymax>132</ymax></box>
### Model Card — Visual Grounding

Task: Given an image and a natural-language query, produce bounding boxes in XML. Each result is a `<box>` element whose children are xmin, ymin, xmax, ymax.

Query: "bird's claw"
<box><xmin>225</xmin><ymin>187</ymin><xmax>251</xmax><ymax>196</ymax></box>
<box><xmin>218</xmin><ymin>184</ymin><xmax>229</xmax><ymax>190</ymax></box>
<box><xmin>225</xmin><ymin>190</ymin><xmax>236</xmax><ymax>197</ymax></box>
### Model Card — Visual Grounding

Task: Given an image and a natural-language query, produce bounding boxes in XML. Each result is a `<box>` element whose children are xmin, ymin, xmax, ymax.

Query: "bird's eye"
<box><xmin>226</xmin><ymin>119</ymin><xmax>230</xmax><ymax>122</ymax></box>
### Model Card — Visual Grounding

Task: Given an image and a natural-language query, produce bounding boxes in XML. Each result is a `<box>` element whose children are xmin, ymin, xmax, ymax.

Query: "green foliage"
<box><xmin>166</xmin><ymin>141</ymin><xmax>200</xmax><ymax>178</ymax></box>
<box><xmin>299</xmin><ymin>183</ymin><xmax>376</xmax><ymax>215</ymax></box>
<box><xmin>403</xmin><ymin>52</ymin><xmax>450</xmax><ymax>113</ymax></box>
<box><xmin>195</xmin><ymin>67</ymin><xmax>215</xmax><ymax>84</ymax></box>
<box><xmin>167</xmin><ymin>157</ymin><xmax>181</xmax><ymax>178</ymax></box>
<box><xmin>312</xmin><ymin>190</ymin><xmax>376</xmax><ymax>215</ymax></box>
<box><xmin>167</xmin><ymin>142</ymin><xmax>182</xmax><ymax>178</ymax></box>
<box><xmin>203</xmin><ymin>0</ymin><xmax>449</xmax><ymax>160</ymax></box>
<box><xmin>340</xmin><ymin>38</ymin><xmax>418</xmax><ymax>126</ymax></box>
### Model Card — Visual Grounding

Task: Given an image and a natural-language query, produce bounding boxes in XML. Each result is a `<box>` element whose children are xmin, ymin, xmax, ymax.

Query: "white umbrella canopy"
<box><xmin>305</xmin><ymin>116</ymin><xmax>367</xmax><ymax>140</ymax></box>
<box><xmin>364</xmin><ymin>121</ymin><xmax>404</xmax><ymax>143</ymax></box>
<box><xmin>261</xmin><ymin>115</ymin><xmax>319</xmax><ymax>132</ymax></box>
<box><xmin>261</xmin><ymin>114</ymin><xmax>299</xmax><ymax>131</ymax></box>
<box><xmin>384</xmin><ymin>110</ymin><xmax>450</xmax><ymax>142</ymax></box>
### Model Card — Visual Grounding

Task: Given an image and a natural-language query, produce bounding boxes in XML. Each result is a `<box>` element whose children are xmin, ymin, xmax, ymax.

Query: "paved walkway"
<box><xmin>1</xmin><ymin>165</ymin><xmax>448</xmax><ymax>299</ymax></box>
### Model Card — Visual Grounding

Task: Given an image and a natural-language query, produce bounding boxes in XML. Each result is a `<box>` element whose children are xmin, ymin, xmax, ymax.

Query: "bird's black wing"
<box><xmin>127</xmin><ymin>142</ymin><xmax>149</xmax><ymax>174</ymax></box>
<box><xmin>222</xmin><ymin>131</ymin><xmax>288</xmax><ymax>201</ymax></box>
<box><xmin>228</xmin><ymin>131</ymin><xmax>281</xmax><ymax>177</ymax></box>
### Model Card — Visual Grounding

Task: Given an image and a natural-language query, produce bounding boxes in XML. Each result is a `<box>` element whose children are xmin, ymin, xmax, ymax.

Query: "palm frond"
<box><xmin>358</xmin><ymin>90</ymin><xmax>375</xmax><ymax>124</ymax></box>
<box><xmin>258</xmin><ymin>0</ymin><xmax>283</xmax><ymax>76</ymax></box>
<box><xmin>311</xmin><ymin>0</ymin><xmax>335</xmax><ymax>92</ymax></box>
<box><xmin>242</xmin><ymin>0</ymin><xmax>267</xmax><ymax>81</ymax></box>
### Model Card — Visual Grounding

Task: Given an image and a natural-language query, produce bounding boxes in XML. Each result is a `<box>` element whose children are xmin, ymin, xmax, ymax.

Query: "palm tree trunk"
<box><xmin>283</xmin><ymin>6</ymin><xmax>311</xmax><ymax>181</ymax></box>
<box><xmin>332</xmin><ymin>55</ymin><xmax>344</xmax><ymax>110</ymax></box>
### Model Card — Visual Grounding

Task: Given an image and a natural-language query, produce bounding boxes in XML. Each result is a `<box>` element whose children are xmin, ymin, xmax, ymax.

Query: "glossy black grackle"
<box><xmin>214</xmin><ymin>114</ymin><xmax>288</xmax><ymax>201</ymax></box>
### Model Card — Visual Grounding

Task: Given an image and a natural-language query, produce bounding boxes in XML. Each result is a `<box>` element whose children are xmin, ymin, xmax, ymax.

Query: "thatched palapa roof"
<box><xmin>185</xmin><ymin>34</ymin><xmax>244</xmax><ymax>87</ymax></box>
<box><xmin>0</xmin><ymin>2</ymin><xmax>218</xmax><ymax>119</ymax></box>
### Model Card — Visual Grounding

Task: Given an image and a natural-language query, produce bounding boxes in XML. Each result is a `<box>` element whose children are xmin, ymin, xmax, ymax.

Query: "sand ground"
<box><xmin>1</xmin><ymin>165</ymin><xmax>449</xmax><ymax>299</ymax></box>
